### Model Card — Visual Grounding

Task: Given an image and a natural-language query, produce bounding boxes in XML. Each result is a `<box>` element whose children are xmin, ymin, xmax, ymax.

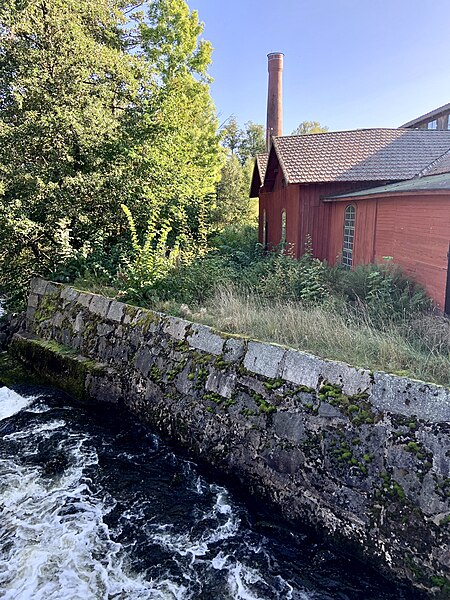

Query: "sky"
<box><xmin>187</xmin><ymin>0</ymin><xmax>450</xmax><ymax>135</ymax></box>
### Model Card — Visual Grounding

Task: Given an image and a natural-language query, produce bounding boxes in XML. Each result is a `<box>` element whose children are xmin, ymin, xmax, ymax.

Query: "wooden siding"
<box><xmin>373</xmin><ymin>196</ymin><xmax>450</xmax><ymax>308</ymax></box>
<box><xmin>298</xmin><ymin>182</ymin><xmax>382</xmax><ymax>261</ymax></box>
<box><xmin>328</xmin><ymin>195</ymin><xmax>450</xmax><ymax>308</ymax></box>
<box><xmin>327</xmin><ymin>199</ymin><xmax>378</xmax><ymax>265</ymax></box>
<box><xmin>259</xmin><ymin>179</ymin><xmax>450</xmax><ymax>308</ymax></box>
<box><xmin>259</xmin><ymin>169</ymin><xmax>301</xmax><ymax>256</ymax></box>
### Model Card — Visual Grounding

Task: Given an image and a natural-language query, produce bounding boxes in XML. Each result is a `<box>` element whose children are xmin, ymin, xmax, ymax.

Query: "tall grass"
<box><xmin>175</xmin><ymin>286</ymin><xmax>450</xmax><ymax>387</ymax></box>
<box><xmin>73</xmin><ymin>225</ymin><xmax>450</xmax><ymax>387</ymax></box>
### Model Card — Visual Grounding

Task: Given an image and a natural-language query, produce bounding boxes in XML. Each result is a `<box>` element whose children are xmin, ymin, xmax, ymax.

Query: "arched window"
<box><xmin>281</xmin><ymin>209</ymin><xmax>287</xmax><ymax>245</ymax></box>
<box><xmin>262</xmin><ymin>209</ymin><xmax>267</xmax><ymax>248</ymax></box>
<box><xmin>342</xmin><ymin>205</ymin><xmax>355</xmax><ymax>269</ymax></box>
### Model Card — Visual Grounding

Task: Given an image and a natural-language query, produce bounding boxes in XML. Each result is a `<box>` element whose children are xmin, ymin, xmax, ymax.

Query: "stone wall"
<box><xmin>11</xmin><ymin>278</ymin><xmax>450</xmax><ymax>597</ymax></box>
<box><xmin>0</xmin><ymin>312</ymin><xmax>25</xmax><ymax>351</ymax></box>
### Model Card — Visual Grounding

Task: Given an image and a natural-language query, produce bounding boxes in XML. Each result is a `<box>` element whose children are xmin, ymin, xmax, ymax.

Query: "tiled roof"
<box><xmin>256</xmin><ymin>153</ymin><xmax>269</xmax><ymax>179</ymax></box>
<box><xmin>423</xmin><ymin>150</ymin><xmax>450</xmax><ymax>176</ymax></box>
<box><xmin>270</xmin><ymin>129</ymin><xmax>450</xmax><ymax>184</ymax></box>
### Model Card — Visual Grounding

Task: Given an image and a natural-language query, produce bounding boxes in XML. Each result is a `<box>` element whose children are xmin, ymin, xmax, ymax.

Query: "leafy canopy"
<box><xmin>291</xmin><ymin>120</ymin><xmax>329</xmax><ymax>135</ymax></box>
<box><xmin>0</xmin><ymin>0</ymin><xmax>223</xmax><ymax>307</ymax></box>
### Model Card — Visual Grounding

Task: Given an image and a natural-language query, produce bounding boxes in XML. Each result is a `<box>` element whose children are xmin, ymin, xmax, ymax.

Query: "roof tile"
<box><xmin>270</xmin><ymin>129</ymin><xmax>450</xmax><ymax>184</ymax></box>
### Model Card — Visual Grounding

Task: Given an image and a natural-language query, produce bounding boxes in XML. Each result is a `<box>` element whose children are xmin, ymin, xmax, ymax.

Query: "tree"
<box><xmin>221</xmin><ymin>116</ymin><xmax>242</xmax><ymax>155</ymax></box>
<box><xmin>291</xmin><ymin>121</ymin><xmax>329</xmax><ymax>135</ymax></box>
<box><xmin>213</xmin><ymin>117</ymin><xmax>264</xmax><ymax>230</ymax></box>
<box><xmin>213</xmin><ymin>155</ymin><xmax>256</xmax><ymax>229</ymax></box>
<box><xmin>237</xmin><ymin>121</ymin><xmax>265</xmax><ymax>165</ymax></box>
<box><xmin>0</xmin><ymin>0</ymin><xmax>223</xmax><ymax>306</ymax></box>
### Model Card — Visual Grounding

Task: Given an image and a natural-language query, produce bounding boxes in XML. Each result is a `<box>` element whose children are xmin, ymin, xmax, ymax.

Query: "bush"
<box><xmin>326</xmin><ymin>260</ymin><xmax>430</xmax><ymax>321</ymax></box>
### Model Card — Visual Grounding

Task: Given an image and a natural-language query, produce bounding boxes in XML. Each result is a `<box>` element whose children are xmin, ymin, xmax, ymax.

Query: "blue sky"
<box><xmin>187</xmin><ymin>0</ymin><xmax>450</xmax><ymax>135</ymax></box>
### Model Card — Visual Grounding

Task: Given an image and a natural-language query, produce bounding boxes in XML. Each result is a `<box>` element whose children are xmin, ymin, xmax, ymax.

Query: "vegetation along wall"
<box><xmin>11</xmin><ymin>278</ymin><xmax>450</xmax><ymax>598</ymax></box>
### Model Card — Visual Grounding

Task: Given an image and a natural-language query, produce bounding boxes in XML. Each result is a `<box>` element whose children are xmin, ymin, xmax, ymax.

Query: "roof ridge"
<box><xmin>418</xmin><ymin>149</ymin><xmax>450</xmax><ymax>178</ymax></box>
<box><xmin>275</xmin><ymin>128</ymin><xmax>402</xmax><ymax>139</ymax></box>
<box><xmin>275</xmin><ymin>128</ymin><xmax>450</xmax><ymax>140</ymax></box>
<box><xmin>270</xmin><ymin>137</ymin><xmax>290</xmax><ymax>184</ymax></box>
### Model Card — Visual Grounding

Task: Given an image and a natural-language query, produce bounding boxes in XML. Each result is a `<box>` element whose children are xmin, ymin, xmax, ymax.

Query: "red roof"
<box><xmin>251</xmin><ymin>128</ymin><xmax>450</xmax><ymax>197</ymax></box>
<box><xmin>268</xmin><ymin>129</ymin><xmax>450</xmax><ymax>184</ymax></box>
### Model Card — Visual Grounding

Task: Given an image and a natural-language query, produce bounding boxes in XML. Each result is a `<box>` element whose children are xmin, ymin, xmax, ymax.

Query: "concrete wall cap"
<box><xmin>244</xmin><ymin>341</ymin><xmax>286</xmax><ymax>379</ymax></box>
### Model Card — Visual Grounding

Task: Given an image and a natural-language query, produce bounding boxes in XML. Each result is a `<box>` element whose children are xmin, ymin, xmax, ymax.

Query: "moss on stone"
<box><xmin>319</xmin><ymin>381</ymin><xmax>376</xmax><ymax>425</ymax></box>
<box><xmin>10</xmin><ymin>334</ymin><xmax>105</xmax><ymax>400</ymax></box>
<box><xmin>0</xmin><ymin>351</ymin><xmax>45</xmax><ymax>387</ymax></box>
<box><xmin>263</xmin><ymin>378</ymin><xmax>284</xmax><ymax>391</ymax></box>
<box><xmin>251</xmin><ymin>392</ymin><xmax>276</xmax><ymax>415</ymax></box>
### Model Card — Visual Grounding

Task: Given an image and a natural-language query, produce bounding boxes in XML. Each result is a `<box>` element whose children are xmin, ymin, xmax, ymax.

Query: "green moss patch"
<box><xmin>10</xmin><ymin>334</ymin><xmax>106</xmax><ymax>400</ymax></box>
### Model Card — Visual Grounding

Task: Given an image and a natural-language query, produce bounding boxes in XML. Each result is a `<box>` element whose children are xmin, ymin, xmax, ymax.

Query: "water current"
<box><xmin>0</xmin><ymin>384</ymin><xmax>420</xmax><ymax>599</ymax></box>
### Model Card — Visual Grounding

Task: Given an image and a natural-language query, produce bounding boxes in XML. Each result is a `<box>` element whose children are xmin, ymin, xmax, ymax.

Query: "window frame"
<box><xmin>262</xmin><ymin>209</ymin><xmax>267</xmax><ymax>248</ymax></box>
<box><xmin>281</xmin><ymin>208</ymin><xmax>287</xmax><ymax>245</ymax></box>
<box><xmin>342</xmin><ymin>204</ymin><xmax>356</xmax><ymax>269</ymax></box>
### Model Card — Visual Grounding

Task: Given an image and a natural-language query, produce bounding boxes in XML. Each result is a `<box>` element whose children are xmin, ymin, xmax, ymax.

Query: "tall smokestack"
<box><xmin>266</xmin><ymin>52</ymin><xmax>284</xmax><ymax>150</ymax></box>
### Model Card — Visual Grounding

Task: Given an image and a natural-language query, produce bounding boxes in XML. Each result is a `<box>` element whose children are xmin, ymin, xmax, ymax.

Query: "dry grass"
<box><xmin>176</xmin><ymin>286</ymin><xmax>450</xmax><ymax>387</ymax></box>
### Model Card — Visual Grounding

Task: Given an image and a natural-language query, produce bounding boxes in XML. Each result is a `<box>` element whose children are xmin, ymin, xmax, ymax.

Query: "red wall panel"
<box><xmin>260</xmin><ymin>180</ymin><xmax>450</xmax><ymax>308</ymax></box>
<box><xmin>373</xmin><ymin>196</ymin><xmax>450</xmax><ymax>308</ymax></box>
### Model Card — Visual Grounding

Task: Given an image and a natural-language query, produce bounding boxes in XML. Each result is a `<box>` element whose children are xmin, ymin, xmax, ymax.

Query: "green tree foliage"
<box><xmin>213</xmin><ymin>155</ymin><xmax>255</xmax><ymax>229</ymax></box>
<box><xmin>237</xmin><ymin>121</ymin><xmax>265</xmax><ymax>165</ymax></box>
<box><xmin>221</xmin><ymin>117</ymin><xmax>265</xmax><ymax>164</ymax></box>
<box><xmin>221</xmin><ymin>116</ymin><xmax>242</xmax><ymax>156</ymax></box>
<box><xmin>213</xmin><ymin>118</ymin><xmax>264</xmax><ymax>230</ymax></box>
<box><xmin>291</xmin><ymin>120</ymin><xmax>329</xmax><ymax>135</ymax></box>
<box><xmin>0</xmin><ymin>0</ymin><xmax>223</xmax><ymax>307</ymax></box>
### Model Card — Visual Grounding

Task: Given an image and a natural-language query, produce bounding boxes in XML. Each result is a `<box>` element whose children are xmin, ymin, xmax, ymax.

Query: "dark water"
<box><xmin>0</xmin><ymin>385</ymin><xmax>419</xmax><ymax>600</ymax></box>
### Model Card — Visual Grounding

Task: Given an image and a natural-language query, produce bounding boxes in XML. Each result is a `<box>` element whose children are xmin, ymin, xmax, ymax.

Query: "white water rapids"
<box><xmin>0</xmin><ymin>387</ymin><xmax>316</xmax><ymax>600</ymax></box>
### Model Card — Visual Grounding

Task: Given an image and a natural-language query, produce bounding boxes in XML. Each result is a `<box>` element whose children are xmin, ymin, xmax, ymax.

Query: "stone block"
<box><xmin>272</xmin><ymin>411</ymin><xmax>306</xmax><ymax>444</ymax></box>
<box><xmin>187</xmin><ymin>324</ymin><xmax>224</xmax><ymax>355</ymax></box>
<box><xmin>53</xmin><ymin>312</ymin><xmax>65</xmax><ymax>328</ymax></box>
<box><xmin>417</xmin><ymin>430</ymin><xmax>450</xmax><ymax>477</ymax></box>
<box><xmin>77</xmin><ymin>292</ymin><xmax>93</xmax><ymax>308</ymax></box>
<box><xmin>26</xmin><ymin>306</ymin><xmax>36</xmax><ymax>329</ymax></box>
<box><xmin>281</xmin><ymin>349</ymin><xmax>321</xmax><ymax>389</ymax></box>
<box><xmin>282</xmin><ymin>349</ymin><xmax>372</xmax><ymax>395</ymax></box>
<box><xmin>107</xmin><ymin>300</ymin><xmax>125</xmax><ymax>323</ymax></box>
<box><xmin>321</xmin><ymin>361</ymin><xmax>372</xmax><ymax>396</ymax></box>
<box><xmin>371</xmin><ymin>372</ymin><xmax>450</xmax><ymax>422</ymax></box>
<box><xmin>73</xmin><ymin>312</ymin><xmax>84</xmax><ymax>334</ymax></box>
<box><xmin>89</xmin><ymin>294</ymin><xmax>112</xmax><ymax>318</ymax></box>
<box><xmin>45</xmin><ymin>282</ymin><xmax>62</xmax><ymax>296</ymax></box>
<box><xmin>243</xmin><ymin>341</ymin><xmax>286</xmax><ymax>379</ymax></box>
<box><xmin>223</xmin><ymin>338</ymin><xmax>246</xmax><ymax>362</ymax></box>
<box><xmin>134</xmin><ymin>346</ymin><xmax>154</xmax><ymax>377</ymax></box>
<box><xmin>60</xmin><ymin>286</ymin><xmax>79</xmax><ymax>305</ymax></box>
<box><xmin>175</xmin><ymin>369</ymin><xmax>194</xmax><ymax>395</ymax></box>
<box><xmin>164</xmin><ymin>316</ymin><xmax>190</xmax><ymax>341</ymax></box>
<box><xmin>318</xmin><ymin>402</ymin><xmax>345</xmax><ymax>419</ymax></box>
<box><xmin>97</xmin><ymin>322</ymin><xmax>114</xmax><ymax>337</ymax></box>
<box><xmin>30</xmin><ymin>277</ymin><xmax>48</xmax><ymax>296</ymax></box>
<box><xmin>123</xmin><ymin>305</ymin><xmax>139</xmax><ymax>325</ymax></box>
<box><xmin>206</xmin><ymin>369</ymin><xmax>237</xmax><ymax>399</ymax></box>
<box><xmin>28</xmin><ymin>293</ymin><xmax>40</xmax><ymax>309</ymax></box>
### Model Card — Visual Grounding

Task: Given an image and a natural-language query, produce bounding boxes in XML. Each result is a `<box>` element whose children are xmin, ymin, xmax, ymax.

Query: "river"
<box><xmin>0</xmin><ymin>384</ymin><xmax>419</xmax><ymax>599</ymax></box>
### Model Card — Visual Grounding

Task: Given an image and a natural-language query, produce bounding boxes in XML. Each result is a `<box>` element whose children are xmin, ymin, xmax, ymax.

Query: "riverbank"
<box><xmin>7</xmin><ymin>277</ymin><xmax>450</xmax><ymax>597</ymax></box>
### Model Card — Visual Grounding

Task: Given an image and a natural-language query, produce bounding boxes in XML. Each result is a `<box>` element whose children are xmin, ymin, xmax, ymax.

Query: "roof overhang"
<box><xmin>324</xmin><ymin>173</ymin><xmax>450</xmax><ymax>202</ymax></box>
<box><xmin>250</xmin><ymin>160</ymin><xmax>262</xmax><ymax>197</ymax></box>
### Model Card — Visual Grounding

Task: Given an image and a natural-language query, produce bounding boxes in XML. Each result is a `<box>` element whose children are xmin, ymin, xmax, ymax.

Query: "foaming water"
<box><xmin>0</xmin><ymin>387</ymin><xmax>36</xmax><ymax>421</ymax></box>
<box><xmin>0</xmin><ymin>386</ymin><xmax>418</xmax><ymax>600</ymax></box>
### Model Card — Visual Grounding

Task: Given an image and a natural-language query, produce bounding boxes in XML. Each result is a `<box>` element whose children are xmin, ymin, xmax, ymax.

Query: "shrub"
<box><xmin>325</xmin><ymin>260</ymin><xmax>430</xmax><ymax>321</ymax></box>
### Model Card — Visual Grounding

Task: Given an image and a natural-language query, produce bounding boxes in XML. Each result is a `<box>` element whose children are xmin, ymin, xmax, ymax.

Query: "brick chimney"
<box><xmin>266</xmin><ymin>52</ymin><xmax>284</xmax><ymax>150</ymax></box>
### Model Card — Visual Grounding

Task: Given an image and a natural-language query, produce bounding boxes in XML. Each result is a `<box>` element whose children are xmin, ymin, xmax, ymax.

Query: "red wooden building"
<box><xmin>251</xmin><ymin>55</ymin><xmax>450</xmax><ymax>312</ymax></box>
